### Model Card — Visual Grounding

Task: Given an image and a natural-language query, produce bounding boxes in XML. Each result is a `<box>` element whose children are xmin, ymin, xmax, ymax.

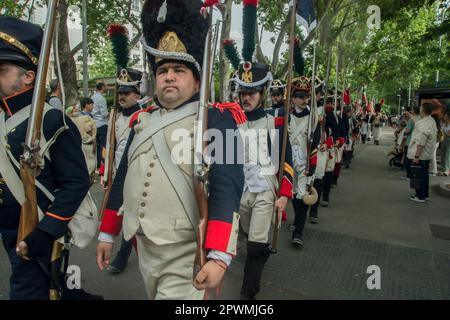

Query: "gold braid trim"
<box><xmin>0</xmin><ymin>31</ymin><xmax>38</xmax><ymax>65</ymax></box>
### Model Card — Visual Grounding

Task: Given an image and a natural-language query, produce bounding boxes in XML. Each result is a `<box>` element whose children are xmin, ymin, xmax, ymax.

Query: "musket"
<box><xmin>100</xmin><ymin>24</ymin><xmax>129</xmax><ymax>219</ymax></box>
<box><xmin>99</xmin><ymin>74</ymin><xmax>118</xmax><ymax>219</ymax></box>
<box><xmin>193</xmin><ymin>5</ymin><xmax>216</xmax><ymax>281</ymax></box>
<box><xmin>306</xmin><ymin>40</ymin><xmax>317</xmax><ymax>176</ymax></box>
<box><xmin>271</xmin><ymin>0</ymin><xmax>297</xmax><ymax>253</ymax></box>
<box><xmin>17</xmin><ymin>0</ymin><xmax>60</xmax><ymax>247</ymax></box>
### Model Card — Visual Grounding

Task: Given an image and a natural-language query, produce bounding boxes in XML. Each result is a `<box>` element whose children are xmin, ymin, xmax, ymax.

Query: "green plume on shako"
<box><xmin>293</xmin><ymin>37</ymin><xmax>305</xmax><ymax>77</ymax></box>
<box><xmin>107</xmin><ymin>24</ymin><xmax>130</xmax><ymax>68</ymax></box>
<box><xmin>223</xmin><ymin>39</ymin><xmax>241</xmax><ymax>70</ymax></box>
<box><xmin>242</xmin><ymin>0</ymin><xmax>258</xmax><ymax>62</ymax></box>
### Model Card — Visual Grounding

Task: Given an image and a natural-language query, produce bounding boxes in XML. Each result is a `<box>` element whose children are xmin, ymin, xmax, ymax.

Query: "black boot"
<box><xmin>321</xmin><ymin>172</ymin><xmax>332</xmax><ymax>207</ymax></box>
<box><xmin>310</xmin><ymin>179</ymin><xmax>323</xmax><ymax>224</ymax></box>
<box><xmin>108</xmin><ymin>237</ymin><xmax>133</xmax><ymax>274</ymax></box>
<box><xmin>241</xmin><ymin>242</ymin><xmax>271</xmax><ymax>300</ymax></box>
<box><xmin>291</xmin><ymin>198</ymin><xmax>307</xmax><ymax>247</ymax></box>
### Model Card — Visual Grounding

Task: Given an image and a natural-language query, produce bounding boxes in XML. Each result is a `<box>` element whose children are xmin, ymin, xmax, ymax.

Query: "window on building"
<box><xmin>131</xmin><ymin>0</ymin><xmax>140</xmax><ymax>11</ymax></box>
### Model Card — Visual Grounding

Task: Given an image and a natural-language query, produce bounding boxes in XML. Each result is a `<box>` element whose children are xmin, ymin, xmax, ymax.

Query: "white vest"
<box><xmin>120</xmin><ymin>104</ymin><xmax>199</xmax><ymax>244</ymax></box>
<box><xmin>114</xmin><ymin>112</ymin><xmax>133</xmax><ymax>171</ymax></box>
<box><xmin>238</xmin><ymin>113</ymin><xmax>278</xmax><ymax>193</ymax></box>
<box><xmin>289</xmin><ymin>111</ymin><xmax>310</xmax><ymax>173</ymax></box>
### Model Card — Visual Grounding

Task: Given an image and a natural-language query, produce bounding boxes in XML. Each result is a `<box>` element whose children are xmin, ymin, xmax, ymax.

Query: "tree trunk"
<box><xmin>254</xmin><ymin>19</ymin><xmax>270</xmax><ymax>66</ymax></box>
<box><xmin>57</xmin><ymin>0</ymin><xmax>79</xmax><ymax>107</ymax></box>
<box><xmin>324</xmin><ymin>44</ymin><xmax>333</xmax><ymax>90</ymax></box>
<box><xmin>218</xmin><ymin>0</ymin><xmax>233</xmax><ymax>102</ymax></box>
<box><xmin>271</xmin><ymin>7</ymin><xmax>291</xmax><ymax>75</ymax></box>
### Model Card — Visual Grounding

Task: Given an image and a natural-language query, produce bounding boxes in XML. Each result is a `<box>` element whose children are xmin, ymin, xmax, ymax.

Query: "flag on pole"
<box><xmin>343</xmin><ymin>88</ymin><xmax>351</xmax><ymax>105</ymax></box>
<box><xmin>293</xmin><ymin>0</ymin><xmax>317</xmax><ymax>34</ymax></box>
<box><xmin>361</xmin><ymin>84</ymin><xmax>368</xmax><ymax>106</ymax></box>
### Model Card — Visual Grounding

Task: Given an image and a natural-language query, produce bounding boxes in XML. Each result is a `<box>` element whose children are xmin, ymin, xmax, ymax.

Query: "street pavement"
<box><xmin>1</xmin><ymin>126</ymin><xmax>449</xmax><ymax>300</ymax></box>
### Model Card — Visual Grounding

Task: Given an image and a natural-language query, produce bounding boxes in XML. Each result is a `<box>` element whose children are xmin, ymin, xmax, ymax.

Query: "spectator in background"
<box><xmin>403</xmin><ymin>105</ymin><xmax>421</xmax><ymax>179</ymax></box>
<box><xmin>91</xmin><ymin>81</ymin><xmax>109</xmax><ymax>169</ymax></box>
<box><xmin>65</xmin><ymin>105</ymin><xmax>80</xmax><ymax>118</ymax></box>
<box><xmin>80</xmin><ymin>97</ymin><xmax>94</xmax><ymax>117</ymax></box>
<box><xmin>47</xmin><ymin>79</ymin><xmax>63</xmax><ymax>110</ymax></box>
<box><xmin>430</xmin><ymin>112</ymin><xmax>443</xmax><ymax>176</ymax></box>
<box><xmin>407</xmin><ymin>103</ymin><xmax>437</xmax><ymax>203</ymax></box>
<box><xmin>439</xmin><ymin>106</ymin><xmax>450</xmax><ymax>176</ymax></box>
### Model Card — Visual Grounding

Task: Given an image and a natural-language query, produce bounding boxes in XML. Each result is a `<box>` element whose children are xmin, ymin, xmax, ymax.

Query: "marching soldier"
<box><xmin>321</xmin><ymin>89</ymin><xmax>344</xmax><ymax>207</ymax></box>
<box><xmin>234</xmin><ymin>61</ymin><xmax>294</xmax><ymax>300</ymax></box>
<box><xmin>99</xmin><ymin>68</ymin><xmax>143</xmax><ymax>274</ymax></box>
<box><xmin>269</xmin><ymin>79</ymin><xmax>286</xmax><ymax>115</ymax></box>
<box><xmin>96</xmin><ymin>0</ymin><xmax>245</xmax><ymax>300</ymax></box>
<box><xmin>370</xmin><ymin>103</ymin><xmax>383</xmax><ymax>145</ymax></box>
<box><xmin>309</xmin><ymin>77</ymin><xmax>328</xmax><ymax>223</ymax></box>
<box><xmin>0</xmin><ymin>17</ymin><xmax>90</xmax><ymax>299</ymax></box>
<box><xmin>287</xmin><ymin>76</ymin><xmax>320</xmax><ymax>245</ymax></box>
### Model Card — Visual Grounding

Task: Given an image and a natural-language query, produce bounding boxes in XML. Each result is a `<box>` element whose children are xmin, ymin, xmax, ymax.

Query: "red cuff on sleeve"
<box><xmin>205</xmin><ymin>220</ymin><xmax>232</xmax><ymax>253</ymax></box>
<box><xmin>326</xmin><ymin>137</ymin><xmax>334</xmax><ymax>149</ymax></box>
<box><xmin>274</xmin><ymin>117</ymin><xmax>285</xmax><ymax>127</ymax></box>
<box><xmin>98</xmin><ymin>162</ymin><xmax>105</xmax><ymax>176</ymax></box>
<box><xmin>338</xmin><ymin>137</ymin><xmax>345</xmax><ymax>147</ymax></box>
<box><xmin>310</xmin><ymin>152</ymin><xmax>318</xmax><ymax>167</ymax></box>
<box><xmin>99</xmin><ymin>209</ymin><xmax>123</xmax><ymax>236</ymax></box>
<box><xmin>278</xmin><ymin>176</ymin><xmax>293</xmax><ymax>199</ymax></box>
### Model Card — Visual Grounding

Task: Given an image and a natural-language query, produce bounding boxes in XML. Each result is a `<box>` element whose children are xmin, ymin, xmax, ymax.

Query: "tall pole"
<box><xmin>82</xmin><ymin>0</ymin><xmax>89</xmax><ymax>97</ymax></box>
<box><xmin>334</xmin><ymin>45</ymin><xmax>339</xmax><ymax>116</ymax></box>
<box><xmin>271</xmin><ymin>0</ymin><xmax>297</xmax><ymax>253</ymax></box>
<box><xmin>435</xmin><ymin>4</ymin><xmax>447</xmax><ymax>85</ymax></box>
<box><xmin>398</xmin><ymin>94</ymin><xmax>401</xmax><ymax>116</ymax></box>
<box><xmin>408</xmin><ymin>82</ymin><xmax>412</xmax><ymax>107</ymax></box>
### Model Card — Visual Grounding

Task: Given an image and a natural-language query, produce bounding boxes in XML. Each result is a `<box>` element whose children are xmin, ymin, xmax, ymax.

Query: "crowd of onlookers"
<box><xmin>45</xmin><ymin>79</ymin><xmax>110</xmax><ymax>179</ymax></box>
<box><xmin>389</xmin><ymin>104</ymin><xmax>450</xmax><ymax>203</ymax></box>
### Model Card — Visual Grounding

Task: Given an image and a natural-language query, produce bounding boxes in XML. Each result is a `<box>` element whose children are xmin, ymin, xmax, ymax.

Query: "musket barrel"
<box><xmin>25</xmin><ymin>0</ymin><xmax>60</xmax><ymax>150</ymax></box>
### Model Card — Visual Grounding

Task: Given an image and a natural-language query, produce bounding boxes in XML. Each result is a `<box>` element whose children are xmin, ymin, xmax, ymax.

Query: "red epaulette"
<box><xmin>129</xmin><ymin>106</ymin><xmax>155</xmax><ymax>128</ymax></box>
<box><xmin>211</xmin><ymin>102</ymin><xmax>247</xmax><ymax>125</ymax></box>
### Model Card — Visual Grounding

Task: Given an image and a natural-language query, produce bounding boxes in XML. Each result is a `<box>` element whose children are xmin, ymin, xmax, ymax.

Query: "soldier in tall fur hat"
<box><xmin>235</xmin><ymin>60</ymin><xmax>294</xmax><ymax>300</ymax></box>
<box><xmin>96</xmin><ymin>0</ymin><xmax>245</xmax><ymax>299</ymax></box>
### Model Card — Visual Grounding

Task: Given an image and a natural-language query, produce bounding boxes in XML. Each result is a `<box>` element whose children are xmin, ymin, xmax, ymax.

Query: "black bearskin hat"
<box><xmin>141</xmin><ymin>0</ymin><xmax>209</xmax><ymax>80</ymax></box>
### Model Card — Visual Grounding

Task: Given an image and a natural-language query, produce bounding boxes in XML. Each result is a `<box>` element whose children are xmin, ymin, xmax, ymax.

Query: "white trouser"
<box><xmin>239</xmin><ymin>190</ymin><xmax>275</xmax><ymax>243</ymax></box>
<box><xmin>136</xmin><ymin>234</ymin><xmax>204</xmax><ymax>300</ymax></box>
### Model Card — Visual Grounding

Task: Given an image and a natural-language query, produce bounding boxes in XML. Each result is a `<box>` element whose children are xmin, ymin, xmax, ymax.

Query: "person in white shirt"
<box><xmin>91</xmin><ymin>81</ymin><xmax>109</xmax><ymax>169</ymax></box>
<box><xmin>407</xmin><ymin>103</ymin><xmax>437</xmax><ymax>203</ymax></box>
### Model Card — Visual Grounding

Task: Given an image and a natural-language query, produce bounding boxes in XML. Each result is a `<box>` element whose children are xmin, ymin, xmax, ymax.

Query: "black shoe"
<box><xmin>107</xmin><ymin>255</ymin><xmax>129</xmax><ymax>274</ymax></box>
<box><xmin>291</xmin><ymin>235</ymin><xmax>304</xmax><ymax>247</ymax></box>
<box><xmin>309</xmin><ymin>216</ymin><xmax>318</xmax><ymax>224</ymax></box>
<box><xmin>320</xmin><ymin>200</ymin><xmax>329</xmax><ymax>207</ymax></box>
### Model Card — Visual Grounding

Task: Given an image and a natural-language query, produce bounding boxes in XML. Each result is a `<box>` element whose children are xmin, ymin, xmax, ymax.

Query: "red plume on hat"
<box><xmin>107</xmin><ymin>24</ymin><xmax>129</xmax><ymax>69</ymax></box>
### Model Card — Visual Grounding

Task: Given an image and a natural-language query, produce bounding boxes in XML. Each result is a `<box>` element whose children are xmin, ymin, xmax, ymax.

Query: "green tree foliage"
<box><xmin>88</xmin><ymin>41</ymin><xmax>116</xmax><ymax>79</ymax></box>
